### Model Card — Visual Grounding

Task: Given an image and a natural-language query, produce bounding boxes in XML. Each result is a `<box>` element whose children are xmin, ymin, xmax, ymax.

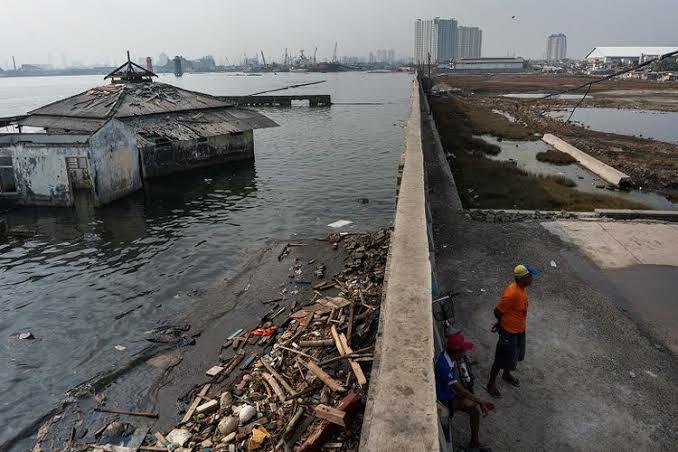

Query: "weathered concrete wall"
<box><xmin>140</xmin><ymin>130</ymin><xmax>254</xmax><ymax>178</ymax></box>
<box><xmin>89</xmin><ymin>120</ymin><xmax>142</xmax><ymax>206</ymax></box>
<box><xmin>542</xmin><ymin>134</ymin><xmax>632</xmax><ymax>187</ymax></box>
<box><xmin>9</xmin><ymin>143</ymin><xmax>88</xmax><ymax>206</ymax></box>
<box><xmin>360</xmin><ymin>79</ymin><xmax>440</xmax><ymax>450</ymax></box>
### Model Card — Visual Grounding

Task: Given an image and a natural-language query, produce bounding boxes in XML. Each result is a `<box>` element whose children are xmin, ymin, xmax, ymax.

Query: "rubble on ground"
<box><xmin>85</xmin><ymin>229</ymin><xmax>391</xmax><ymax>452</ymax></box>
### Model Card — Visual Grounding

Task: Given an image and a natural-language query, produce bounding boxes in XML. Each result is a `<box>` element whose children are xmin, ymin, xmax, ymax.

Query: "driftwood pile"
<box><xmin>138</xmin><ymin>229</ymin><xmax>390</xmax><ymax>452</ymax></box>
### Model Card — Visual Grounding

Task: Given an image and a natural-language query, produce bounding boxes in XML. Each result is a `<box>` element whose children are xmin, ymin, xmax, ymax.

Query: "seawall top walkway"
<box><xmin>360</xmin><ymin>79</ymin><xmax>440</xmax><ymax>450</ymax></box>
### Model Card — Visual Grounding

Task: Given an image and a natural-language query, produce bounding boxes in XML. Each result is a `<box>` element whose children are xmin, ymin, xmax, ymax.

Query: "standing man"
<box><xmin>436</xmin><ymin>334</ymin><xmax>494</xmax><ymax>451</ymax></box>
<box><xmin>486</xmin><ymin>264</ymin><xmax>538</xmax><ymax>398</ymax></box>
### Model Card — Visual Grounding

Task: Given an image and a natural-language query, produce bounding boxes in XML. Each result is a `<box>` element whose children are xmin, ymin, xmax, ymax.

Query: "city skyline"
<box><xmin>1</xmin><ymin>0</ymin><xmax>677</xmax><ymax>68</ymax></box>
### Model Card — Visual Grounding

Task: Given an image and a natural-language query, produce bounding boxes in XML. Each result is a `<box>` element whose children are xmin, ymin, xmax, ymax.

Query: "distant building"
<box><xmin>546</xmin><ymin>34</ymin><xmax>567</xmax><ymax>61</ymax></box>
<box><xmin>145</xmin><ymin>57</ymin><xmax>153</xmax><ymax>73</ymax></box>
<box><xmin>457</xmin><ymin>26</ymin><xmax>482</xmax><ymax>59</ymax></box>
<box><xmin>375</xmin><ymin>49</ymin><xmax>396</xmax><ymax>64</ymax></box>
<box><xmin>157</xmin><ymin>52</ymin><xmax>169</xmax><ymax>67</ymax></box>
<box><xmin>585</xmin><ymin>47</ymin><xmax>678</xmax><ymax>65</ymax></box>
<box><xmin>453</xmin><ymin>57</ymin><xmax>525</xmax><ymax>73</ymax></box>
<box><xmin>415</xmin><ymin>17</ymin><xmax>458</xmax><ymax>64</ymax></box>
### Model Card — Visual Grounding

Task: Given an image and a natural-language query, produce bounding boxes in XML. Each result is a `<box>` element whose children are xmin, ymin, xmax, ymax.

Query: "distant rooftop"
<box><xmin>586</xmin><ymin>47</ymin><xmax>678</xmax><ymax>59</ymax></box>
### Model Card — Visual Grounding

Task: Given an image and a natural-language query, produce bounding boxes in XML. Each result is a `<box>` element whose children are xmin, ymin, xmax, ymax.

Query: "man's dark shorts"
<box><xmin>493</xmin><ymin>328</ymin><xmax>526</xmax><ymax>371</ymax></box>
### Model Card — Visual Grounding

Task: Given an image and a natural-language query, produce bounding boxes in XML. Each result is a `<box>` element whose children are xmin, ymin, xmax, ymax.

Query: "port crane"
<box><xmin>260</xmin><ymin>50</ymin><xmax>267</xmax><ymax>68</ymax></box>
<box><xmin>332</xmin><ymin>42</ymin><xmax>338</xmax><ymax>63</ymax></box>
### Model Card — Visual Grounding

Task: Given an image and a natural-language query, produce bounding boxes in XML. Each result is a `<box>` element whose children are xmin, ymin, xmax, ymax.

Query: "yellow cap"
<box><xmin>514</xmin><ymin>265</ymin><xmax>530</xmax><ymax>278</ymax></box>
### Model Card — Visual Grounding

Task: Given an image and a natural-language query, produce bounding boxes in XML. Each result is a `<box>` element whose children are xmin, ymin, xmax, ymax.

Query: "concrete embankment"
<box><xmin>360</xmin><ymin>79</ymin><xmax>440</xmax><ymax>450</ymax></box>
<box><xmin>542</xmin><ymin>134</ymin><xmax>632</xmax><ymax>187</ymax></box>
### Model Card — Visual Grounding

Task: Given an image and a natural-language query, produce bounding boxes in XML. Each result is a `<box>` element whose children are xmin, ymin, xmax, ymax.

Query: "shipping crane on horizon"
<box><xmin>332</xmin><ymin>42</ymin><xmax>338</xmax><ymax>63</ymax></box>
<box><xmin>312</xmin><ymin>46</ymin><xmax>317</xmax><ymax>65</ymax></box>
<box><xmin>260</xmin><ymin>50</ymin><xmax>267</xmax><ymax>68</ymax></box>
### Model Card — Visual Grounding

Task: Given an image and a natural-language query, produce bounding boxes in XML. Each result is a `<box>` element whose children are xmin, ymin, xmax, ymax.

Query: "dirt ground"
<box><xmin>424</xmin><ymin>140</ymin><xmax>678</xmax><ymax>451</ymax></box>
<box><xmin>438</xmin><ymin>73</ymin><xmax>678</xmax><ymax>95</ymax></box>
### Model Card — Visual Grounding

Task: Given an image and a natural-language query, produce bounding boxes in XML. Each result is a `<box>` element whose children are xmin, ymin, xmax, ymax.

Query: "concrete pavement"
<box><xmin>425</xmin><ymin>136</ymin><xmax>678</xmax><ymax>451</ymax></box>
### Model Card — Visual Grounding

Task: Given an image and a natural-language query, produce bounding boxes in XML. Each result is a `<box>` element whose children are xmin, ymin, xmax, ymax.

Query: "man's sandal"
<box><xmin>502</xmin><ymin>374</ymin><xmax>520</xmax><ymax>387</ymax></box>
<box><xmin>485</xmin><ymin>386</ymin><xmax>502</xmax><ymax>398</ymax></box>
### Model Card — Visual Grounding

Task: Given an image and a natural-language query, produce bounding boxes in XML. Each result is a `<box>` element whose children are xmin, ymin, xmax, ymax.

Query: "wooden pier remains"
<box><xmin>218</xmin><ymin>95</ymin><xmax>331</xmax><ymax>107</ymax></box>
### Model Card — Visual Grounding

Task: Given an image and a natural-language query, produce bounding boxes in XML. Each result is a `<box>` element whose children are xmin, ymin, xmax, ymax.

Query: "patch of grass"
<box><xmin>536</xmin><ymin>149</ymin><xmax>577</xmax><ymax>165</ymax></box>
<box><xmin>430</xmin><ymin>97</ymin><xmax>649</xmax><ymax>212</ymax></box>
<box><xmin>460</xmin><ymin>102</ymin><xmax>538</xmax><ymax>141</ymax></box>
<box><xmin>544</xmin><ymin>174</ymin><xmax>577</xmax><ymax>187</ymax></box>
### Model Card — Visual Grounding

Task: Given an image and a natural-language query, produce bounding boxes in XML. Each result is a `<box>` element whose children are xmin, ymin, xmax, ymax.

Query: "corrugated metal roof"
<box><xmin>122</xmin><ymin>108</ymin><xmax>278</xmax><ymax>144</ymax></box>
<box><xmin>586</xmin><ymin>47</ymin><xmax>678</xmax><ymax>59</ymax></box>
<box><xmin>16</xmin><ymin>115</ymin><xmax>106</xmax><ymax>133</ymax></box>
<box><xmin>25</xmin><ymin>82</ymin><xmax>233</xmax><ymax>119</ymax></box>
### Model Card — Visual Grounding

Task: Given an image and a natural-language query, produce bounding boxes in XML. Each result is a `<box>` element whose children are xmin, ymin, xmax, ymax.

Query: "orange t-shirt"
<box><xmin>496</xmin><ymin>282</ymin><xmax>528</xmax><ymax>333</ymax></box>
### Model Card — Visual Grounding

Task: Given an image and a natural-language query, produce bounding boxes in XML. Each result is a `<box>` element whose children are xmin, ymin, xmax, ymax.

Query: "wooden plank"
<box><xmin>196</xmin><ymin>399</ymin><xmax>219</xmax><ymax>414</ymax></box>
<box><xmin>298</xmin><ymin>392</ymin><xmax>362</xmax><ymax>452</ymax></box>
<box><xmin>261</xmin><ymin>372</ymin><xmax>286</xmax><ymax>403</ymax></box>
<box><xmin>305</xmin><ymin>361</ymin><xmax>346</xmax><ymax>393</ymax></box>
<box><xmin>298</xmin><ymin>339</ymin><xmax>334</xmax><ymax>347</ymax></box>
<box><xmin>330</xmin><ymin>325</ymin><xmax>345</xmax><ymax>357</ymax></box>
<box><xmin>93</xmin><ymin>408</ymin><xmax>158</xmax><ymax>418</ymax></box>
<box><xmin>261</xmin><ymin>358</ymin><xmax>295</xmax><ymax>394</ymax></box>
<box><xmin>180</xmin><ymin>383</ymin><xmax>211</xmax><ymax>424</ymax></box>
<box><xmin>223</xmin><ymin>351</ymin><xmax>246</xmax><ymax>376</ymax></box>
<box><xmin>206</xmin><ymin>365</ymin><xmax>224</xmax><ymax>377</ymax></box>
<box><xmin>339</xmin><ymin>333</ymin><xmax>367</xmax><ymax>386</ymax></box>
<box><xmin>314</xmin><ymin>404</ymin><xmax>346</xmax><ymax>427</ymax></box>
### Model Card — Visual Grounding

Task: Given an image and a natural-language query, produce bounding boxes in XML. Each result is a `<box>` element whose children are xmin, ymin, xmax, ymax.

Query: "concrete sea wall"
<box><xmin>360</xmin><ymin>79</ymin><xmax>441</xmax><ymax>450</ymax></box>
<box><xmin>542</xmin><ymin>134</ymin><xmax>631</xmax><ymax>187</ymax></box>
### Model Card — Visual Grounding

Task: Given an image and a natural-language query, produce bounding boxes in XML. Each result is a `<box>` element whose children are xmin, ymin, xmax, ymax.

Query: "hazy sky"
<box><xmin>1</xmin><ymin>0</ymin><xmax>677</xmax><ymax>67</ymax></box>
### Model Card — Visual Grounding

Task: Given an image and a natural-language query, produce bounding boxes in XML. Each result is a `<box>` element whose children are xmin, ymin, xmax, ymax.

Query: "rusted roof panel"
<box><xmin>17</xmin><ymin>115</ymin><xmax>106</xmax><ymax>132</ymax></box>
<box><xmin>121</xmin><ymin>108</ymin><xmax>278</xmax><ymax>144</ymax></box>
<box><xmin>26</xmin><ymin>82</ymin><xmax>233</xmax><ymax>119</ymax></box>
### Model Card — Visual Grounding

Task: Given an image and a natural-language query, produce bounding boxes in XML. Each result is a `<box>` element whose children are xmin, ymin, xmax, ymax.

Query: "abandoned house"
<box><xmin>0</xmin><ymin>58</ymin><xmax>276</xmax><ymax>207</ymax></box>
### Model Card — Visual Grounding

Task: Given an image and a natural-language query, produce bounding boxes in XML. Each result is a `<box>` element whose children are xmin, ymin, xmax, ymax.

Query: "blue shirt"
<box><xmin>435</xmin><ymin>351</ymin><xmax>458</xmax><ymax>401</ymax></box>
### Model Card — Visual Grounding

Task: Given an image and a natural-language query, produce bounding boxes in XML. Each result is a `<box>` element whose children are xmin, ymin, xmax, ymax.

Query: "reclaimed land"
<box><xmin>438</xmin><ymin>73</ymin><xmax>678</xmax><ymax>200</ymax></box>
<box><xmin>430</xmin><ymin>97</ymin><xmax>648</xmax><ymax>211</ymax></box>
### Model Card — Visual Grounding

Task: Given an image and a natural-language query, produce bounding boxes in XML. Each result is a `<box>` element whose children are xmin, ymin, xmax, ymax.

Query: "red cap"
<box><xmin>447</xmin><ymin>333</ymin><xmax>474</xmax><ymax>352</ymax></box>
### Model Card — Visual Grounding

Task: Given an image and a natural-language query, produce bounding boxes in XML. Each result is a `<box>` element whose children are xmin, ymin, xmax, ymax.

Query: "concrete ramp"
<box><xmin>542</xmin><ymin>134</ymin><xmax>631</xmax><ymax>187</ymax></box>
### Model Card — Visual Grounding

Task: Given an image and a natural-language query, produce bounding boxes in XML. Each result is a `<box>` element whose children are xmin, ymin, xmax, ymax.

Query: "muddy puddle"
<box><xmin>478</xmin><ymin>135</ymin><xmax>678</xmax><ymax>211</ymax></box>
<box><xmin>546</xmin><ymin>107</ymin><xmax>678</xmax><ymax>144</ymax></box>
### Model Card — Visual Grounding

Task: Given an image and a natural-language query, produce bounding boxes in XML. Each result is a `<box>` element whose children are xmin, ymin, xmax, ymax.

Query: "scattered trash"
<box><xmin>239</xmin><ymin>405</ymin><xmax>257</xmax><ymax>425</ymax></box>
<box><xmin>18</xmin><ymin>332</ymin><xmax>34</xmax><ymax>340</ymax></box>
<box><xmin>327</xmin><ymin>220</ymin><xmax>353</xmax><ymax>229</ymax></box>
<box><xmin>629</xmin><ymin>371</ymin><xmax>636</xmax><ymax>378</ymax></box>
<box><xmin>550</xmin><ymin>260</ymin><xmax>557</xmax><ymax>268</ymax></box>
<box><xmin>356</xmin><ymin>198</ymin><xmax>369</xmax><ymax>204</ymax></box>
<box><xmin>131</xmin><ymin>230</ymin><xmax>389</xmax><ymax>452</ymax></box>
<box><xmin>114</xmin><ymin>344</ymin><xmax>127</xmax><ymax>351</ymax></box>
<box><xmin>247</xmin><ymin>425</ymin><xmax>271</xmax><ymax>450</ymax></box>
<box><xmin>644</xmin><ymin>370</ymin><xmax>658</xmax><ymax>378</ymax></box>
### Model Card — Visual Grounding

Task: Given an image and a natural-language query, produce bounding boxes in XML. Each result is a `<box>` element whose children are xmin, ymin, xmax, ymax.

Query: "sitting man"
<box><xmin>436</xmin><ymin>333</ymin><xmax>494</xmax><ymax>452</ymax></box>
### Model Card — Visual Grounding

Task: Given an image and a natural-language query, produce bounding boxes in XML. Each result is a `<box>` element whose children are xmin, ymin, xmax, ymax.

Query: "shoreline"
<box><xmin>28</xmin><ymin>229</ymin><xmax>390</xmax><ymax>451</ymax></box>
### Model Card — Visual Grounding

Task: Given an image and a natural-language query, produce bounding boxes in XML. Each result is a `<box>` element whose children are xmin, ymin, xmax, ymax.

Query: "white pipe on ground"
<box><xmin>542</xmin><ymin>134</ymin><xmax>632</xmax><ymax>187</ymax></box>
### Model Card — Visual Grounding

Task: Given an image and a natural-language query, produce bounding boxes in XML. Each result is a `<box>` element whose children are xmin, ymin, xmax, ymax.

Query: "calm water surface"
<box><xmin>547</xmin><ymin>107</ymin><xmax>678</xmax><ymax>144</ymax></box>
<box><xmin>0</xmin><ymin>72</ymin><xmax>411</xmax><ymax>447</ymax></box>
